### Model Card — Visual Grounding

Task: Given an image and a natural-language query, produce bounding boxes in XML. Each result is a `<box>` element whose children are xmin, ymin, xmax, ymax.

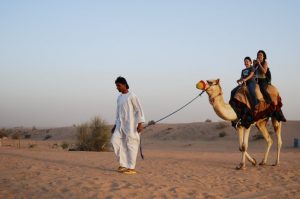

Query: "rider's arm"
<box><xmin>242</xmin><ymin>71</ymin><xmax>255</xmax><ymax>82</ymax></box>
<box><xmin>258</xmin><ymin>61</ymin><xmax>268</xmax><ymax>74</ymax></box>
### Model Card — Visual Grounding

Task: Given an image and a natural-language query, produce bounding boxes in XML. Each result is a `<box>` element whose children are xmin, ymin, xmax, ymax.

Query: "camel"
<box><xmin>196</xmin><ymin>79</ymin><xmax>285</xmax><ymax>170</ymax></box>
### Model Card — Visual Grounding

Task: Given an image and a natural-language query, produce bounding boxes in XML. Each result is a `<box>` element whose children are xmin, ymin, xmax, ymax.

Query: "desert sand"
<box><xmin>1</xmin><ymin>121</ymin><xmax>300</xmax><ymax>199</ymax></box>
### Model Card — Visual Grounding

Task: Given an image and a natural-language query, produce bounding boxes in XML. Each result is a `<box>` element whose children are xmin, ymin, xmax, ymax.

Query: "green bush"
<box><xmin>76</xmin><ymin>116</ymin><xmax>110</xmax><ymax>151</ymax></box>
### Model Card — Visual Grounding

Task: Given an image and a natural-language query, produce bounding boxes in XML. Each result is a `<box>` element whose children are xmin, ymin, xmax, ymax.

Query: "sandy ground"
<box><xmin>1</xmin><ymin>121</ymin><xmax>300</xmax><ymax>199</ymax></box>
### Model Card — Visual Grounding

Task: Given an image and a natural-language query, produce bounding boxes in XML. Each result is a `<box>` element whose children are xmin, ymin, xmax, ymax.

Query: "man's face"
<box><xmin>116</xmin><ymin>83</ymin><xmax>127</xmax><ymax>93</ymax></box>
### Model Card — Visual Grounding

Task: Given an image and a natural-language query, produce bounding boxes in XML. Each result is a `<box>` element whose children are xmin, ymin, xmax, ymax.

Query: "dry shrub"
<box><xmin>252</xmin><ymin>131</ymin><xmax>264</xmax><ymax>140</ymax></box>
<box><xmin>61</xmin><ymin>142</ymin><xmax>69</xmax><ymax>150</ymax></box>
<box><xmin>219</xmin><ymin>131</ymin><xmax>227</xmax><ymax>137</ymax></box>
<box><xmin>0</xmin><ymin>129</ymin><xmax>8</xmax><ymax>138</ymax></box>
<box><xmin>76</xmin><ymin>116</ymin><xmax>110</xmax><ymax>151</ymax></box>
<box><xmin>44</xmin><ymin>134</ymin><xmax>52</xmax><ymax>140</ymax></box>
<box><xmin>205</xmin><ymin>119</ymin><xmax>212</xmax><ymax>123</ymax></box>
<box><xmin>28</xmin><ymin>144</ymin><xmax>37</xmax><ymax>148</ymax></box>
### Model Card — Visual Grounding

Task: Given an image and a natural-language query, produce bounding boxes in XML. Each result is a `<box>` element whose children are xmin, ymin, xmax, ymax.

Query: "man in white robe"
<box><xmin>111</xmin><ymin>76</ymin><xmax>145</xmax><ymax>174</ymax></box>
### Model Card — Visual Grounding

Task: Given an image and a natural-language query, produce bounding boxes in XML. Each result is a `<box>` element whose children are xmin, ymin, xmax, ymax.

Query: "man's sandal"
<box><xmin>117</xmin><ymin>166</ymin><xmax>127</xmax><ymax>173</ymax></box>
<box><xmin>122</xmin><ymin>169</ymin><xmax>137</xmax><ymax>174</ymax></box>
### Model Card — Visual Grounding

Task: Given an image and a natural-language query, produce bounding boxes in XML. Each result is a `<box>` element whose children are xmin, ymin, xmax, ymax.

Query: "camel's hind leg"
<box><xmin>256</xmin><ymin>118</ymin><xmax>273</xmax><ymax>165</ymax></box>
<box><xmin>237</xmin><ymin>126</ymin><xmax>256</xmax><ymax>169</ymax></box>
<box><xmin>272</xmin><ymin>118</ymin><xmax>282</xmax><ymax>166</ymax></box>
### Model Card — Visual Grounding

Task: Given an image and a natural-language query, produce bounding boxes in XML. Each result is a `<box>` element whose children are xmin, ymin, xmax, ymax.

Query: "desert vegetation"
<box><xmin>76</xmin><ymin>116</ymin><xmax>110</xmax><ymax>151</ymax></box>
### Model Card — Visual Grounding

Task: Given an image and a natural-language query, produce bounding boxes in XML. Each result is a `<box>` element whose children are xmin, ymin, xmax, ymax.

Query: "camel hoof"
<box><xmin>259</xmin><ymin>162</ymin><xmax>266</xmax><ymax>166</ymax></box>
<box><xmin>252</xmin><ymin>158</ymin><xmax>257</xmax><ymax>166</ymax></box>
<box><xmin>272</xmin><ymin>163</ymin><xmax>280</xmax><ymax>167</ymax></box>
<box><xmin>235</xmin><ymin>163</ymin><xmax>246</xmax><ymax>170</ymax></box>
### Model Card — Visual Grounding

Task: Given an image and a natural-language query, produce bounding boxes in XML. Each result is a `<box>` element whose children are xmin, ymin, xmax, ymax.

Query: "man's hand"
<box><xmin>111</xmin><ymin>125</ymin><xmax>116</xmax><ymax>134</ymax></box>
<box><xmin>237</xmin><ymin>79</ymin><xmax>243</xmax><ymax>84</ymax></box>
<box><xmin>137</xmin><ymin>123</ymin><xmax>144</xmax><ymax>133</ymax></box>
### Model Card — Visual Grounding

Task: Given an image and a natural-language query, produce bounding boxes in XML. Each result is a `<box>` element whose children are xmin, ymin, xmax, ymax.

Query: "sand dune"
<box><xmin>0</xmin><ymin>121</ymin><xmax>299</xmax><ymax>198</ymax></box>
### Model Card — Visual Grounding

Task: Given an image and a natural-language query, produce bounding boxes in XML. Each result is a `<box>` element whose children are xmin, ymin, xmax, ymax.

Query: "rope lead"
<box><xmin>140</xmin><ymin>90</ymin><xmax>205</xmax><ymax>159</ymax></box>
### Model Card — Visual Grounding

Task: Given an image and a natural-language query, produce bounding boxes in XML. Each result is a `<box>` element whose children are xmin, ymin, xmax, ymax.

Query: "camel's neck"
<box><xmin>209</xmin><ymin>93</ymin><xmax>238</xmax><ymax>122</ymax></box>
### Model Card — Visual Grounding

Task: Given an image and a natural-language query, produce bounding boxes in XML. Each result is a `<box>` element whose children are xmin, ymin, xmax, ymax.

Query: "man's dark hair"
<box><xmin>115</xmin><ymin>76</ymin><xmax>129</xmax><ymax>89</ymax></box>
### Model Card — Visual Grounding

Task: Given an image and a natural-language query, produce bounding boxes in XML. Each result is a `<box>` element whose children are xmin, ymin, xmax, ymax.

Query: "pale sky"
<box><xmin>1</xmin><ymin>0</ymin><xmax>299</xmax><ymax>127</ymax></box>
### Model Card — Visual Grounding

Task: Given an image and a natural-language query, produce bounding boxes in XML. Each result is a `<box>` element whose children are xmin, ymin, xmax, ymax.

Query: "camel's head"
<box><xmin>196</xmin><ymin>79</ymin><xmax>222</xmax><ymax>97</ymax></box>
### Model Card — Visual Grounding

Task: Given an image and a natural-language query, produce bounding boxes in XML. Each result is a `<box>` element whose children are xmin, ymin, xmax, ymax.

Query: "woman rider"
<box><xmin>253</xmin><ymin>50</ymin><xmax>272</xmax><ymax>104</ymax></box>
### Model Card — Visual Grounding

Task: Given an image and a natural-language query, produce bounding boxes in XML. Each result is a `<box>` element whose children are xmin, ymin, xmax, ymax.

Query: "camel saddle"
<box><xmin>234</xmin><ymin>84</ymin><xmax>278</xmax><ymax>109</ymax></box>
<box><xmin>230</xmin><ymin>84</ymin><xmax>286</xmax><ymax>128</ymax></box>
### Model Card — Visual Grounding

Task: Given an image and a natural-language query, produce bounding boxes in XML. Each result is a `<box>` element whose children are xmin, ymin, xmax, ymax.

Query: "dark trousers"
<box><xmin>257</xmin><ymin>78</ymin><xmax>272</xmax><ymax>104</ymax></box>
<box><xmin>247</xmin><ymin>81</ymin><xmax>259</xmax><ymax>107</ymax></box>
<box><xmin>231</xmin><ymin>86</ymin><xmax>240</xmax><ymax>100</ymax></box>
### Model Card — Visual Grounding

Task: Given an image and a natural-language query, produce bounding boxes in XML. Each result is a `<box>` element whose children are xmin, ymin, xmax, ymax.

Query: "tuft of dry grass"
<box><xmin>28</xmin><ymin>144</ymin><xmax>37</xmax><ymax>148</ymax></box>
<box><xmin>252</xmin><ymin>131</ymin><xmax>264</xmax><ymax>140</ymax></box>
<box><xmin>219</xmin><ymin>131</ymin><xmax>227</xmax><ymax>138</ymax></box>
<box><xmin>61</xmin><ymin>142</ymin><xmax>69</xmax><ymax>150</ymax></box>
<box><xmin>205</xmin><ymin>119</ymin><xmax>212</xmax><ymax>123</ymax></box>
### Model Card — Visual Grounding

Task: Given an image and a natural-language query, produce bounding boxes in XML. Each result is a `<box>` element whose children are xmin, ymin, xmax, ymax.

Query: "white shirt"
<box><xmin>115</xmin><ymin>92</ymin><xmax>145</xmax><ymax>139</ymax></box>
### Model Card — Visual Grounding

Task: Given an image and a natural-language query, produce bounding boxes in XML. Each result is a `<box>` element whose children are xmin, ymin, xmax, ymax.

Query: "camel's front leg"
<box><xmin>237</xmin><ymin>127</ymin><xmax>254</xmax><ymax>169</ymax></box>
<box><xmin>272</xmin><ymin>118</ymin><xmax>282</xmax><ymax>166</ymax></box>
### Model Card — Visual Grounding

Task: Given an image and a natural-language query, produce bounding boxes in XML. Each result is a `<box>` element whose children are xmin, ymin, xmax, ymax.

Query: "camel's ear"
<box><xmin>206</xmin><ymin>80</ymin><xmax>212</xmax><ymax>85</ymax></box>
<box><xmin>216</xmin><ymin>78</ymin><xmax>220</xmax><ymax>84</ymax></box>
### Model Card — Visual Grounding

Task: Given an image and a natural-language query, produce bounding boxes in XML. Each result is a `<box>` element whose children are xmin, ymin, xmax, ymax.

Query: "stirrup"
<box><xmin>235</xmin><ymin>119</ymin><xmax>241</xmax><ymax>129</ymax></box>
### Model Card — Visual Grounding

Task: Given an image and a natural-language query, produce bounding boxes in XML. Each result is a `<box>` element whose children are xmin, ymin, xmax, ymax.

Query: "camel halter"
<box><xmin>196</xmin><ymin>80</ymin><xmax>223</xmax><ymax>104</ymax></box>
<box><xmin>202</xmin><ymin>82</ymin><xmax>222</xmax><ymax>102</ymax></box>
<box><xmin>209</xmin><ymin>91</ymin><xmax>223</xmax><ymax>104</ymax></box>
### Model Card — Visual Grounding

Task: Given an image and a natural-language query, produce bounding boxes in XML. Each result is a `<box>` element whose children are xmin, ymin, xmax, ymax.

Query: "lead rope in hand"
<box><xmin>139</xmin><ymin>90</ymin><xmax>206</xmax><ymax>159</ymax></box>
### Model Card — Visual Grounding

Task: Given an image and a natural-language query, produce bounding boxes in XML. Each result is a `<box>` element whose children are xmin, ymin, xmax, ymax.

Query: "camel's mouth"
<box><xmin>196</xmin><ymin>80</ymin><xmax>207</xmax><ymax>90</ymax></box>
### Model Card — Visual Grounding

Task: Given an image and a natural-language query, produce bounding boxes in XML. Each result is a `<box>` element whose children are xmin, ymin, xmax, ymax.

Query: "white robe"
<box><xmin>111</xmin><ymin>92</ymin><xmax>145</xmax><ymax>169</ymax></box>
